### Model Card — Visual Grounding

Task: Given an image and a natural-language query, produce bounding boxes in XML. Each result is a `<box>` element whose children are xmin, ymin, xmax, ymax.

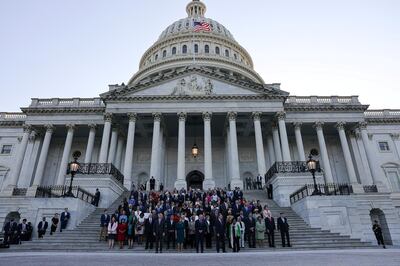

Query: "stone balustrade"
<box><xmin>29</xmin><ymin>98</ymin><xmax>104</xmax><ymax>108</ymax></box>
<box><xmin>286</xmin><ymin>96</ymin><xmax>360</xmax><ymax>105</ymax></box>
<box><xmin>364</xmin><ymin>109</ymin><xmax>400</xmax><ymax>118</ymax></box>
<box><xmin>0</xmin><ymin>112</ymin><xmax>27</xmax><ymax>121</ymax></box>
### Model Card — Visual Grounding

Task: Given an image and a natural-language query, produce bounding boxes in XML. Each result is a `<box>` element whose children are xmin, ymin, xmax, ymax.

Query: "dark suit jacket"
<box><xmin>153</xmin><ymin>218</ymin><xmax>165</xmax><ymax>237</ymax></box>
<box><xmin>214</xmin><ymin>219</ymin><xmax>226</xmax><ymax>236</ymax></box>
<box><xmin>37</xmin><ymin>221</ymin><xmax>48</xmax><ymax>231</ymax></box>
<box><xmin>166</xmin><ymin>220</ymin><xmax>176</xmax><ymax>232</ymax></box>
<box><xmin>265</xmin><ymin>217</ymin><xmax>276</xmax><ymax>231</ymax></box>
<box><xmin>60</xmin><ymin>212</ymin><xmax>70</xmax><ymax>223</ymax></box>
<box><xmin>100</xmin><ymin>214</ymin><xmax>110</xmax><ymax>227</ymax></box>
<box><xmin>244</xmin><ymin>217</ymin><xmax>256</xmax><ymax>232</ymax></box>
<box><xmin>195</xmin><ymin>219</ymin><xmax>207</xmax><ymax>236</ymax></box>
<box><xmin>277</xmin><ymin>217</ymin><xmax>289</xmax><ymax>232</ymax></box>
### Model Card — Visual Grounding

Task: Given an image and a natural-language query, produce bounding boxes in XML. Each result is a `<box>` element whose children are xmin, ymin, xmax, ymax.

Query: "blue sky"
<box><xmin>0</xmin><ymin>0</ymin><xmax>399</xmax><ymax>111</ymax></box>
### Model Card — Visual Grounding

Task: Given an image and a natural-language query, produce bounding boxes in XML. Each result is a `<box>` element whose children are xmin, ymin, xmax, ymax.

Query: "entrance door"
<box><xmin>186</xmin><ymin>171</ymin><xmax>204</xmax><ymax>190</ymax></box>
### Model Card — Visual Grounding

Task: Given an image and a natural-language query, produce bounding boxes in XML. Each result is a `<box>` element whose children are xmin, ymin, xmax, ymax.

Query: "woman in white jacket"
<box><xmin>107</xmin><ymin>216</ymin><xmax>118</xmax><ymax>249</ymax></box>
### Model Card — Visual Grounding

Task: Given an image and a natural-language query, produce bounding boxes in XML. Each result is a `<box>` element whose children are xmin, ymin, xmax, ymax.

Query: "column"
<box><xmin>175</xmin><ymin>112</ymin><xmax>187</xmax><ymax>190</ymax></box>
<box><xmin>107</xmin><ymin>127</ymin><xmax>118</xmax><ymax>164</ymax></box>
<box><xmin>7</xmin><ymin>125</ymin><xmax>32</xmax><ymax>188</ymax></box>
<box><xmin>266</xmin><ymin>135</ymin><xmax>275</xmax><ymax>167</ymax></box>
<box><xmin>203</xmin><ymin>112</ymin><xmax>215</xmax><ymax>189</ymax></box>
<box><xmin>349</xmin><ymin>131</ymin><xmax>373</xmax><ymax>185</ymax></box>
<box><xmin>84</xmin><ymin>124</ymin><xmax>96</xmax><ymax>163</ymax></box>
<box><xmin>98</xmin><ymin>113</ymin><xmax>112</xmax><ymax>163</ymax></box>
<box><xmin>359</xmin><ymin>122</ymin><xmax>385</xmax><ymax>186</ymax></box>
<box><xmin>228</xmin><ymin>112</ymin><xmax>243</xmax><ymax>189</ymax></box>
<box><xmin>253</xmin><ymin>112</ymin><xmax>267</xmax><ymax>182</ymax></box>
<box><xmin>314</xmin><ymin>122</ymin><xmax>334</xmax><ymax>183</ymax></box>
<box><xmin>56</xmin><ymin>124</ymin><xmax>75</xmax><ymax>185</ymax></box>
<box><xmin>336</xmin><ymin>122</ymin><xmax>358</xmax><ymax>184</ymax></box>
<box><xmin>32</xmin><ymin>125</ymin><xmax>54</xmax><ymax>186</ymax></box>
<box><xmin>294</xmin><ymin>123</ymin><xmax>306</xmax><ymax>161</ymax></box>
<box><xmin>115</xmin><ymin>135</ymin><xmax>125</xmax><ymax>170</ymax></box>
<box><xmin>276</xmin><ymin>112</ymin><xmax>291</xmax><ymax>161</ymax></box>
<box><xmin>391</xmin><ymin>133</ymin><xmax>400</xmax><ymax>159</ymax></box>
<box><xmin>123</xmin><ymin>113</ymin><xmax>137</xmax><ymax>189</ymax></box>
<box><xmin>149</xmin><ymin>113</ymin><xmax>161</xmax><ymax>189</ymax></box>
<box><xmin>272</xmin><ymin>123</ymin><xmax>283</xmax><ymax>162</ymax></box>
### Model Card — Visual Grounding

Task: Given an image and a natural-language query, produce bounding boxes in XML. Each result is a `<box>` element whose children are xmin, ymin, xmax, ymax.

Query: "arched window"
<box><xmin>215</xmin><ymin>46</ymin><xmax>220</xmax><ymax>55</ymax></box>
<box><xmin>172</xmin><ymin>47</ymin><xmax>177</xmax><ymax>55</ymax></box>
<box><xmin>225</xmin><ymin>49</ymin><xmax>230</xmax><ymax>57</ymax></box>
<box><xmin>182</xmin><ymin>45</ymin><xmax>187</xmax><ymax>54</ymax></box>
<box><xmin>205</xmin><ymin>45</ymin><xmax>210</xmax><ymax>54</ymax></box>
<box><xmin>194</xmin><ymin>44</ymin><xmax>199</xmax><ymax>53</ymax></box>
<box><xmin>162</xmin><ymin>50</ymin><xmax>167</xmax><ymax>58</ymax></box>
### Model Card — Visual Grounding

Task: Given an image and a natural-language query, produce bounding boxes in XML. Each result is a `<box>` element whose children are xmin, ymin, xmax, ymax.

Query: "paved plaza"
<box><xmin>0</xmin><ymin>249</ymin><xmax>399</xmax><ymax>266</ymax></box>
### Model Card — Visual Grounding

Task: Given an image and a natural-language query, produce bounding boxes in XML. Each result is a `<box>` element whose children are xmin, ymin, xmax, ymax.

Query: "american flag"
<box><xmin>193</xmin><ymin>21</ymin><xmax>211</xmax><ymax>32</ymax></box>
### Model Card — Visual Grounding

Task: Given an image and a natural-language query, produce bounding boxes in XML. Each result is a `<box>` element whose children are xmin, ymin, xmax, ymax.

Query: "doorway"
<box><xmin>370</xmin><ymin>208</ymin><xmax>392</xmax><ymax>245</ymax></box>
<box><xmin>186</xmin><ymin>170</ymin><xmax>204</xmax><ymax>190</ymax></box>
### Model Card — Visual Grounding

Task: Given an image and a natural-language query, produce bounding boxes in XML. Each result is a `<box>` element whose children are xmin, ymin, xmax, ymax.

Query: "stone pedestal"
<box><xmin>174</xmin><ymin>180</ymin><xmax>187</xmax><ymax>190</ymax></box>
<box><xmin>268</xmin><ymin>173</ymin><xmax>323</xmax><ymax>207</ymax></box>
<box><xmin>203</xmin><ymin>179</ymin><xmax>216</xmax><ymax>190</ymax></box>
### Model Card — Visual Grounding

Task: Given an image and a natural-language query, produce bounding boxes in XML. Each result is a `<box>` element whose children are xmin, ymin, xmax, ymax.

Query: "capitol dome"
<box><xmin>127</xmin><ymin>0</ymin><xmax>264</xmax><ymax>86</ymax></box>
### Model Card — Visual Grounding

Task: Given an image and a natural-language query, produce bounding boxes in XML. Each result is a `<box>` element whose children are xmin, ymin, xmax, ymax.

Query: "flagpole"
<box><xmin>192</xmin><ymin>18</ymin><xmax>196</xmax><ymax>65</ymax></box>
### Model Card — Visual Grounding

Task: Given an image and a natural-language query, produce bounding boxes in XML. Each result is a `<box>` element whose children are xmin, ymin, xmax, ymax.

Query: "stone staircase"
<box><xmin>243</xmin><ymin>190</ymin><xmax>374</xmax><ymax>250</ymax></box>
<box><xmin>8</xmin><ymin>191</ymin><xmax>132</xmax><ymax>252</ymax></box>
<box><xmin>8</xmin><ymin>190</ymin><xmax>375</xmax><ymax>252</ymax></box>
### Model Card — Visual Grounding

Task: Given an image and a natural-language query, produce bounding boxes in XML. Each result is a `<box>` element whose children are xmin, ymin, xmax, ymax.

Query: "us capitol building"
<box><xmin>1</xmin><ymin>0</ymin><xmax>400</xmax><ymax>247</ymax></box>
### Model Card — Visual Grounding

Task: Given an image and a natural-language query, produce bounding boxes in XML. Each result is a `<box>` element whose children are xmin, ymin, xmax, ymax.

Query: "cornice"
<box><xmin>365</xmin><ymin>118</ymin><xmax>400</xmax><ymax>124</ymax></box>
<box><xmin>0</xmin><ymin>121</ymin><xmax>24</xmax><ymax>127</ymax></box>
<box><xmin>105</xmin><ymin>94</ymin><xmax>286</xmax><ymax>103</ymax></box>
<box><xmin>284</xmin><ymin>104</ymin><xmax>369</xmax><ymax>112</ymax></box>
<box><xmin>20</xmin><ymin>107</ymin><xmax>106</xmax><ymax>115</ymax></box>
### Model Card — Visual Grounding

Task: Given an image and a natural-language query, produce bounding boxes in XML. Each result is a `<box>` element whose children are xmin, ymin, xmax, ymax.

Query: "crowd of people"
<box><xmin>244</xmin><ymin>174</ymin><xmax>264</xmax><ymax>190</ymax></box>
<box><xmin>101</xmin><ymin>187</ymin><xmax>292</xmax><ymax>252</ymax></box>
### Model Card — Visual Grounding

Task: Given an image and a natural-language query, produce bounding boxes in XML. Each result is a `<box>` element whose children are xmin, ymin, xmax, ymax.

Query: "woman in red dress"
<box><xmin>117</xmin><ymin>219</ymin><xmax>128</xmax><ymax>249</ymax></box>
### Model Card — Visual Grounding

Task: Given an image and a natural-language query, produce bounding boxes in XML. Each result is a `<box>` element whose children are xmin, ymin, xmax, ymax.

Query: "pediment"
<box><xmin>128</xmin><ymin>74</ymin><xmax>260</xmax><ymax>97</ymax></box>
<box><xmin>101</xmin><ymin>66</ymin><xmax>288</xmax><ymax>100</ymax></box>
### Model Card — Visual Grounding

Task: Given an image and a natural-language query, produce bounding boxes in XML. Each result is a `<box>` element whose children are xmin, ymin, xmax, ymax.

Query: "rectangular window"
<box><xmin>378</xmin><ymin>141</ymin><xmax>390</xmax><ymax>151</ymax></box>
<box><xmin>1</xmin><ymin>145</ymin><xmax>12</xmax><ymax>155</ymax></box>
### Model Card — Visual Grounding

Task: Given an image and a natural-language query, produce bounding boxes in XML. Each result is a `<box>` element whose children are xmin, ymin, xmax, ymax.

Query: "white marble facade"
<box><xmin>1</xmin><ymin>0</ymin><xmax>400</xmax><ymax>244</ymax></box>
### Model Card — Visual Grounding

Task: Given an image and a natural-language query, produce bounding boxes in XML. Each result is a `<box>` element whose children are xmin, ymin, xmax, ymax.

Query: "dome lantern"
<box><xmin>186</xmin><ymin>0</ymin><xmax>206</xmax><ymax>18</ymax></box>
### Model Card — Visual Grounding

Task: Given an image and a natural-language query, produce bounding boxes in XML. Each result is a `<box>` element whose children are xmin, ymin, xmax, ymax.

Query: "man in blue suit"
<box><xmin>100</xmin><ymin>209</ymin><xmax>110</xmax><ymax>241</ymax></box>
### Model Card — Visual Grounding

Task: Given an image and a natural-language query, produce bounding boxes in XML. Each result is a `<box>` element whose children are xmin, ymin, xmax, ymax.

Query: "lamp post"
<box><xmin>306</xmin><ymin>149</ymin><xmax>320</xmax><ymax>195</ymax></box>
<box><xmin>65</xmin><ymin>151</ymin><xmax>81</xmax><ymax>197</ymax></box>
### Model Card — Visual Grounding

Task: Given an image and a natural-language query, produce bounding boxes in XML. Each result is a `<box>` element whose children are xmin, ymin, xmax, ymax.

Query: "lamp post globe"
<box><xmin>307</xmin><ymin>151</ymin><xmax>320</xmax><ymax>195</ymax></box>
<box><xmin>66</xmin><ymin>151</ymin><xmax>81</xmax><ymax>197</ymax></box>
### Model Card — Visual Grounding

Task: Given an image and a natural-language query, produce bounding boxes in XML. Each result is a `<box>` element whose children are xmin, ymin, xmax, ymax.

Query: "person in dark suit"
<box><xmin>265</xmin><ymin>214</ymin><xmax>276</xmax><ymax>247</ymax></box>
<box><xmin>100</xmin><ymin>209</ymin><xmax>110</xmax><ymax>241</ymax></box>
<box><xmin>145</xmin><ymin>211</ymin><xmax>155</xmax><ymax>250</ymax></box>
<box><xmin>245</xmin><ymin>214</ymin><xmax>256</xmax><ymax>248</ymax></box>
<box><xmin>166</xmin><ymin>215</ymin><xmax>176</xmax><ymax>249</ymax></box>
<box><xmin>195</xmin><ymin>214</ymin><xmax>207</xmax><ymax>253</ymax></box>
<box><xmin>150</xmin><ymin>176</ymin><xmax>156</xmax><ymax>191</ymax></box>
<box><xmin>60</xmin><ymin>208</ymin><xmax>70</xmax><ymax>232</ymax></box>
<box><xmin>372</xmin><ymin>220</ymin><xmax>386</xmax><ymax>249</ymax></box>
<box><xmin>17</xmin><ymin>219</ymin><xmax>29</xmax><ymax>242</ymax></box>
<box><xmin>277</xmin><ymin>213</ymin><xmax>291</xmax><ymax>247</ymax></box>
<box><xmin>93</xmin><ymin>188</ymin><xmax>101</xmax><ymax>207</ymax></box>
<box><xmin>3</xmin><ymin>219</ymin><xmax>16</xmax><ymax>245</ymax></box>
<box><xmin>214</xmin><ymin>213</ymin><xmax>226</xmax><ymax>253</ymax></box>
<box><xmin>153</xmin><ymin>213</ymin><xmax>165</xmax><ymax>253</ymax></box>
<box><xmin>37</xmin><ymin>217</ymin><xmax>48</xmax><ymax>239</ymax></box>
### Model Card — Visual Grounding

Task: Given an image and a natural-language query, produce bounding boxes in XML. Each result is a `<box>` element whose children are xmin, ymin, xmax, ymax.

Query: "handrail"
<box><xmin>265</xmin><ymin>161</ymin><xmax>308</xmax><ymax>184</ymax></box>
<box><xmin>35</xmin><ymin>185</ymin><xmax>95</xmax><ymax>205</ymax></box>
<box><xmin>76</xmin><ymin>163</ymin><xmax>124</xmax><ymax>185</ymax></box>
<box><xmin>289</xmin><ymin>183</ymin><xmax>353</xmax><ymax>204</ymax></box>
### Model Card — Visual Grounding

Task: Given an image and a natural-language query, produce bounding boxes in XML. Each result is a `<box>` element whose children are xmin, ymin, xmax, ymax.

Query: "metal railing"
<box><xmin>265</xmin><ymin>161</ymin><xmax>308</xmax><ymax>183</ymax></box>
<box><xmin>290</xmin><ymin>183</ymin><xmax>354</xmax><ymax>204</ymax></box>
<box><xmin>76</xmin><ymin>163</ymin><xmax>124</xmax><ymax>185</ymax></box>
<box><xmin>363</xmin><ymin>185</ymin><xmax>378</xmax><ymax>193</ymax></box>
<box><xmin>35</xmin><ymin>185</ymin><xmax>95</xmax><ymax>204</ymax></box>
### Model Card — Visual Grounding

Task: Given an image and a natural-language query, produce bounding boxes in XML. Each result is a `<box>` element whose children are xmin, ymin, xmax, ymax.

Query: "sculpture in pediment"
<box><xmin>171</xmin><ymin>75</ymin><xmax>214</xmax><ymax>96</ymax></box>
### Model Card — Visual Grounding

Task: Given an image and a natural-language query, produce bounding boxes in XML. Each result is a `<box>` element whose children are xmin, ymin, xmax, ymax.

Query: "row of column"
<box><xmin>7</xmin><ymin>112</ymin><xmax>386</xmax><ymax>191</ymax></box>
